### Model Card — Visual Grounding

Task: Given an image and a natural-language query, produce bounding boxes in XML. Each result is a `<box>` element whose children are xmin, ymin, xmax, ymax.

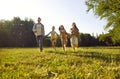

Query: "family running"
<box><xmin>32</xmin><ymin>17</ymin><xmax>79</xmax><ymax>52</ymax></box>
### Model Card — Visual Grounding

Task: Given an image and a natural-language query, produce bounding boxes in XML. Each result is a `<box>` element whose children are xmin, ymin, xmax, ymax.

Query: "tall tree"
<box><xmin>0</xmin><ymin>20</ymin><xmax>13</xmax><ymax>47</ymax></box>
<box><xmin>85</xmin><ymin>0</ymin><xmax>120</xmax><ymax>42</ymax></box>
<box><xmin>11</xmin><ymin>17</ymin><xmax>36</xmax><ymax>47</ymax></box>
<box><xmin>0</xmin><ymin>17</ymin><xmax>36</xmax><ymax>47</ymax></box>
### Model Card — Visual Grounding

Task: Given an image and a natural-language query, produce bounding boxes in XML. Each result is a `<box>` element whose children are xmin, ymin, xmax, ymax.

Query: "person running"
<box><xmin>59</xmin><ymin>25</ymin><xmax>68</xmax><ymax>52</ymax></box>
<box><xmin>32</xmin><ymin>17</ymin><xmax>45</xmax><ymax>52</ymax></box>
<box><xmin>70</xmin><ymin>22</ymin><xmax>79</xmax><ymax>52</ymax></box>
<box><xmin>46</xmin><ymin>26</ymin><xmax>58</xmax><ymax>51</ymax></box>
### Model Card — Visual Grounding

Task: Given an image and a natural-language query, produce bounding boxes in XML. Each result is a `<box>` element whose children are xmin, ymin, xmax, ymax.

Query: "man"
<box><xmin>32</xmin><ymin>17</ymin><xmax>45</xmax><ymax>52</ymax></box>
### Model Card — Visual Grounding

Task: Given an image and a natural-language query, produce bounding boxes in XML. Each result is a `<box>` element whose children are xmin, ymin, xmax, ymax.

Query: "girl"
<box><xmin>46</xmin><ymin>26</ymin><xmax>58</xmax><ymax>51</ymax></box>
<box><xmin>59</xmin><ymin>25</ymin><xmax>68</xmax><ymax>52</ymax></box>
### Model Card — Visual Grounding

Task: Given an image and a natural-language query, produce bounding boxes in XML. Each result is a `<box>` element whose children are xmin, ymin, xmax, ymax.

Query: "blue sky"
<box><xmin>0</xmin><ymin>0</ymin><xmax>107</xmax><ymax>35</ymax></box>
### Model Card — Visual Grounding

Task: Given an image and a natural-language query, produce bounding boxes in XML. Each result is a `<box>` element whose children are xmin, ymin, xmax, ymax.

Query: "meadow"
<box><xmin>0</xmin><ymin>47</ymin><xmax>120</xmax><ymax>79</ymax></box>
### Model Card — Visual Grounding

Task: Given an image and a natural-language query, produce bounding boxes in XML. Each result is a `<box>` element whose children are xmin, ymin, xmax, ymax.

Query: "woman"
<box><xmin>70</xmin><ymin>22</ymin><xmax>79</xmax><ymax>51</ymax></box>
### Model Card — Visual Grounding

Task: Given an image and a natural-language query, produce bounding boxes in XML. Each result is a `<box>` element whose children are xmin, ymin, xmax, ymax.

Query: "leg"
<box><xmin>71</xmin><ymin>43</ymin><xmax>75</xmax><ymax>52</ymax></box>
<box><xmin>54</xmin><ymin>41</ymin><xmax>56</xmax><ymax>51</ymax></box>
<box><xmin>73</xmin><ymin>45</ymin><xmax>75</xmax><ymax>52</ymax></box>
<box><xmin>52</xmin><ymin>41</ymin><xmax>56</xmax><ymax>51</ymax></box>
<box><xmin>36</xmin><ymin>36</ymin><xmax>40</xmax><ymax>46</ymax></box>
<box><xmin>64</xmin><ymin>38</ymin><xmax>68</xmax><ymax>52</ymax></box>
<box><xmin>70</xmin><ymin>37</ymin><xmax>74</xmax><ymax>52</ymax></box>
<box><xmin>64</xmin><ymin>44</ymin><xmax>66</xmax><ymax>52</ymax></box>
<box><xmin>63</xmin><ymin>39</ymin><xmax>66</xmax><ymax>52</ymax></box>
<box><xmin>52</xmin><ymin>39</ymin><xmax>56</xmax><ymax>51</ymax></box>
<box><xmin>39</xmin><ymin>35</ymin><xmax>43</xmax><ymax>52</ymax></box>
<box><xmin>61</xmin><ymin>39</ymin><xmax>65</xmax><ymax>52</ymax></box>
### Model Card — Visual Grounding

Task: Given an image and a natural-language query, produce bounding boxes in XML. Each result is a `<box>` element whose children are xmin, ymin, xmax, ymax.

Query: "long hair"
<box><xmin>59</xmin><ymin>25</ymin><xmax>66</xmax><ymax>32</ymax></box>
<box><xmin>72</xmin><ymin>22</ymin><xmax>79</xmax><ymax>31</ymax></box>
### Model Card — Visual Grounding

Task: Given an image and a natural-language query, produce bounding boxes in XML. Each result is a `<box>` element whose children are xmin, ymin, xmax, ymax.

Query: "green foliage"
<box><xmin>0</xmin><ymin>17</ymin><xmax>36</xmax><ymax>47</ymax></box>
<box><xmin>0</xmin><ymin>47</ymin><xmax>120</xmax><ymax>79</ymax></box>
<box><xmin>98</xmin><ymin>33</ymin><xmax>113</xmax><ymax>46</ymax></box>
<box><xmin>85</xmin><ymin>0</ymin><xmax>120</xmax><ymax>42</ymax></box>
<box><xmin>109</xmin><ymin>26</ymin><xmax>120</xmax><ymax>45</ymax></box>
<box><xmin>79</xmin><ymin>33</ymin><xmax>98</xmax><ymax>46</ymax></box>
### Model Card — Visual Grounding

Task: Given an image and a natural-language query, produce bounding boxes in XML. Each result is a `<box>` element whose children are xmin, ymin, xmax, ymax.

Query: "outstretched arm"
<box><xmin>46</xmin><ymin>32</ymin><xmax>51</xmax><ymax>37</ymax></box>
<box><xmin>55</xmin><ymin>31</ymin><xmax>59</xmax><ymax>36</ymax></box>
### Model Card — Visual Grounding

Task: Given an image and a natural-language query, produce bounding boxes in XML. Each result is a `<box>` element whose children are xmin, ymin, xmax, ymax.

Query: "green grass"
<box><xmin>0</xmin><ymin>47</ymin><xmax>120</xmax><ymax>79</ymax></box>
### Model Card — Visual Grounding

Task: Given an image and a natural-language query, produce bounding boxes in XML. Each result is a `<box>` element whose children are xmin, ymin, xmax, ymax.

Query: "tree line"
<box><xmin>0</xmin><ymin>17</ymin><xmax>119</xmax><ymax>47</ymax></box>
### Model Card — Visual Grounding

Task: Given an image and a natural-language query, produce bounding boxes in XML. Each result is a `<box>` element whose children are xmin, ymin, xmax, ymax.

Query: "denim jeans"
<box><xmin>36</xmin><ymin>35</ymin><xmax>44</xmax><ymax>52</ymax></box>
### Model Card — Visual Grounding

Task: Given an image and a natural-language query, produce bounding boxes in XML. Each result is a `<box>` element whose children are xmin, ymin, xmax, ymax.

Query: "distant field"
<box><xmin>0</xmin><ymin>47</ymin><xmax>120</xmax><ymax>79</ymax></box>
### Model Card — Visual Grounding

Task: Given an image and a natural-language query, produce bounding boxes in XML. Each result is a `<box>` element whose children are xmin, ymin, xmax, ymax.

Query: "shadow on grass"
<box><xmin>75</xmin><ymin>51</ymin><xmax>120</xmax><ymax>63</ymax></box>
<box><xmin>81</xmin><ymin>46</ymin><xmax>120</xmax><ymax>49</ymax></box>
<box><xmin>46</xmin><ymin>50</ymin><xmax>120</xmax><ymax>63</ymax></box>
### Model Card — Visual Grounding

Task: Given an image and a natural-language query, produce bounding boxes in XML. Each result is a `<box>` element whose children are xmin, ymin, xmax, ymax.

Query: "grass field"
<box><xmin>0</xmin><ymin>47</ymin><xmax>120</xmax><ymax>79</ymax></box>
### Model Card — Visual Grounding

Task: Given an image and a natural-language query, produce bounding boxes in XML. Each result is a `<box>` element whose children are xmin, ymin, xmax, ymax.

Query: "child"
<box><xmin>70</xmin><ymin>22</ymin><xmax>79</xmax><ymax>52</ymax></box>
<box><xmin>59</xmin><ymin>25</ymin><xmax>68</xmax><ymax>52</ymax></box>
<box><xmin>46</xmin><ymin>26</ymin><xmax>58</xmax><ymax>51</ymax></box>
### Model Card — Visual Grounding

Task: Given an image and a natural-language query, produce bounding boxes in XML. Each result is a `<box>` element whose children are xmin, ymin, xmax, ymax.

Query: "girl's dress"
<box><xmin>70</xmin><ymin>28</ymin><xmax>79</xmax><ymax>47</ymax></box>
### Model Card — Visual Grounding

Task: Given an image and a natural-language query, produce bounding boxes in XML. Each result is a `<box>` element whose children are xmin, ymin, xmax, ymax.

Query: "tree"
<box><xmin>79</xmin><ymin>33</ymin><xmax>98</xmax><ymax>46</ymax></box>
<box><xmin>85</xmin><ymin>0</ymin><xmax>120</xmax><ymax>42</ymax></box>
<box><xmin>98</xmin><ymin>33</ymin><xmax>113</xmax><ymax>46</ymax></box>
<box><xmin>108</xmin><ymin>29</ymin><xmax>120</xmax><ymax>45</ymax></box>
<box><xmin>11</xmin><ymin>17</ymin><xmax>36</xmax><ymax>47</ymax></box>
<box><xmin>0</xmin><ymin>20</ymin><xmax>13</xmax><ymax>47</ymax></box>
<box><xmin>0</xmin><ymin>17</ymin><xmax>36</xmax><ymax>47</ymax></box>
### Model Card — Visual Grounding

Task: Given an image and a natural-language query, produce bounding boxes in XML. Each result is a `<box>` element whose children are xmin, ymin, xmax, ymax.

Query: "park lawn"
<box><xmin>0</xmin><ymin>47</ymin><xmax>120</xmax><ymax>79</ymax></box>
